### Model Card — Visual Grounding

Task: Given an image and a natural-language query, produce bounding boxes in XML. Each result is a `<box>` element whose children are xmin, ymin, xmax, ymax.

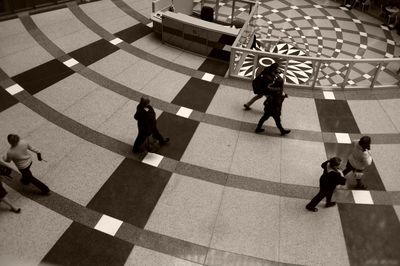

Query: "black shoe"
<box><xmin>11</xmin><ymin>208</ymin><xmax>21</xmax><ymax>213</ymax></box>
<box><xmin>306</xmin><ymin>206</ymin><xmax>318</xmax><ymax>212</ymax></box>
<box><xmin>243</xmin><ymin>104</ymin><xmax>251</xmax><ymax>111</ymax></box>
<box><xmin>255</xmin><ymin>128</ymin><xmax>265</xmax><ymax>133</ymax></box>
<box><xmin>159</xmin><ymin>137</ymin><xmax>170</xmax><ymax>145</ymax></box>
<box><xmin>132</xmin><ymin>149</ymin><xmax>142</xmax><ymax>154</ymax></box>
<box><xmin>280</xmin><ymin>129</ymin><xmax>291</xmax><ymax>136</ymax></box>
<box><xmin>325</xmin><ymin>202</ymin><xmax>336</xmax><ymax>208</ymax></box>
<box><xmin>41</xmin><ymin>190</ymin><xmax>50</xmax><ymax>196</ymax></box>
<box><xmin>355</xmin><ymin>183</ymin><xmax>367</xmax><ymax>190</ymax></box>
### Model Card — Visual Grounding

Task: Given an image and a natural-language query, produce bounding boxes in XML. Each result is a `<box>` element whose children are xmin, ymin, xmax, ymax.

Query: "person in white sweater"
<box><xmin>2</xmin><ymin>134</ymin><xmax>50</xmax><ymax>195</ymax></box>
<box><xmin>343</xmin><ymin>136</ymin><xmax>372</xmax><ymax>189</ymax></box>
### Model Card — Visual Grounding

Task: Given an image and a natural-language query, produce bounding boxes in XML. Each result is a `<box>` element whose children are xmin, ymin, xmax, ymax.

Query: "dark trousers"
<box><xmin>306</xmin><ymin>189</ymin><xmax>334</xmax><ymax>209</ymax></box>
<box><xmin>132</xmin><ymin>128</ymin><xmax>164</xmax><ymax>152</ymax></box>
<box><xmin>19</xmin><ymin>163</ymin><xmax>49</xmax><ymax>193</ymax></box>
<box><xmin>343</xmin><ymin>161</ymin><xmax>355</xmax><ymax>176</ymax></box>
<box><xmin>256</xmin><ymin>111</ymin><xmax>284</xmax><ymax>132</ymax></box>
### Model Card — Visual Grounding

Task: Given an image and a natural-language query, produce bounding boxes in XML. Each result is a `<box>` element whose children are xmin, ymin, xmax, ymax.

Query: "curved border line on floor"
<box><xmin>16</xmin><ymin>12</ymin><xmax>400</xmax><ymax>144</ymax></box>
<box><xmin>0</xmin><ymin>67</ymin><xmax>399</xmax><ymax>205</ymax></box>
<box><xmin>0</xmin><ymin>167</ymin><xmax>300</xmax><ymax>266</ymax></box>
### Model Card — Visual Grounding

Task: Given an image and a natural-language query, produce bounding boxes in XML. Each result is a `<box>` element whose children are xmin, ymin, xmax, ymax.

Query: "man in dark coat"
<box><xmin>132</xmin><ymin>97</ymin><xmax>169</xmax><ymax>153</ymax></box>
<box><xmin>254</xmin><ymin>82</ymin><xmax>291</xmax><ymax>136</ymax></box>
<box><xmin>306</xmin><ymin>157</ymin><xmax>346</xmax><ymax>212</ymax></box>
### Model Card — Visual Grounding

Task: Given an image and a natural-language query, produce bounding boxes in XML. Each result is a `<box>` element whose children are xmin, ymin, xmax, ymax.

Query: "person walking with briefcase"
<box><xmin>2</xmin><ymin>134</ymin><xmax>50</xmax><ymax>195</ymax></box>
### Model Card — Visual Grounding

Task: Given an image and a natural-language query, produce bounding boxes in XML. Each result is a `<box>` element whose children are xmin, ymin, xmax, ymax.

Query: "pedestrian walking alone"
<box><xmin>2</xmin><ymin>134</ymin><xmax>50</xmax><ymax>195</ymax></box>
<box><xmin>132</xmin><ymin>97</ymin><xmax>169</xmax><ymax>153</ymax></box>
<box><xmin>244</xmin><ymin>62</ymin><xmax>282</xmax><ymax>110</ymax></box>
<box><xmin>254</xmin><ymin>80</ymin><xmax>291</xmax><ymax>135</ymax></box>
<box><xmin>343</xmin><ymin>136</ymin><xmax>372</xmax><ymax>190</ymax></box>
<box><xmin>306</xmin><ymin>157</ymin><xmax>346</xmax><ymax>212</ymax></box>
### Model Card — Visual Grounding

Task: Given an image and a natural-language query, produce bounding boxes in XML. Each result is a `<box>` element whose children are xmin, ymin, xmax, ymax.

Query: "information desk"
<box><xmin>159</xmin><ymin>11</ymin><xmax>239</xmax><ymax>56</ymax></box>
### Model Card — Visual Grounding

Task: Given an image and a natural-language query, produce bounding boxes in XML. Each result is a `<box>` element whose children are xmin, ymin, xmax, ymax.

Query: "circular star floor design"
<box><xmin>232</xmin><ymin>0</ymin><xmax>400</xmax><ymax>87</ymax></box>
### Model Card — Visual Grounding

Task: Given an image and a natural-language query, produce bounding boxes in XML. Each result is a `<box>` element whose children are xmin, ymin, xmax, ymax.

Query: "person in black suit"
<box><xmin>254</xmin><ymin>80</ymin><xmax>291</xmax><ymax>136</ymax></box>
<box><xmin>132</xmin><ymin>97</ymin><xmax>169</xmax><ymax>153</ymax></box>
<box><xmin>306</xmin><ymin>157</ymin><xmax>346</xmax><ymax>212</ymax></box>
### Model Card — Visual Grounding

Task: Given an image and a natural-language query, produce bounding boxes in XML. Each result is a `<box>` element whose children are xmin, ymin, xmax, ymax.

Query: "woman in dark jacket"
<box><xmin>306</xmin><ymin>157</ymin><xmax>346</xmax><ymax>212</ymax></box>
<box><xmin>244</xmin><ymin>62</ymin><xmax>282</xmax><ymax>110</ymax></box>
<box><xmin>132</xmin><ymin>97</ymin><xmax>169</xmax><ymax>153</ymax></box>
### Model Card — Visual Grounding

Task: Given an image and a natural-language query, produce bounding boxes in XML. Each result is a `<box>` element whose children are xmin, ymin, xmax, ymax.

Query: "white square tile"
<box><xmin>353</xmin><ymin>19</ymin><xmax>361</xmax><ymax>24</ymax></box>
<box><xmin>381</xmin><ymin>25</ymin><xmax>390</xmax><ymax>31</ymax></box>
<box><xmin>290</xmin><ymin>6</ymin><xmax>299</xmax><ymax>9</ymax></box>
<box><xmin>285</xmin><ymin>18</ymin><xmax>292</xmax><ymax>22</ymax></box>
<box><xmin>335</xmin><ymin>133</ymin><xmax>351</xmax><ymax>144</ymax></box>
<box><xmin>363</xmin><ymin>73</ymin><xmax>371</xmax><ymax>79</ymax></box>
<box><xmin>281</xmin><ymin>29</ymin><xmax>286</xmax><ymax>32</ymax></box>
<box><xmin>317</xmin><ymin>36</ymin><xmax>323</xmax><ymax>40</ymax></box>
<box><xmin>314</xmin><ymin>5</ymin><xmax>322</xmax><ymax>8</ymax></box>
<box><xmin>202</xmin><ymin>73</ymin><xmax>215</xmax><ymax>82</ymax></box>
<box><xmin>110</xmin><ymin>38</ymin><xmax>123</xmax><ymax>45</ymax></box>
<box><xmin>268</xmin><ymin>20</ymin><xmax>273</xmax><ymax>24</ymax></box>
<box><xmin>5</xmin><ymin>84</ymin><xmax>24</xmax><ymax>95</ymax></box>
<box><xmin>176</xmin><ymin>106</ymin><xmax>193</xmax><ymax>118</ymax></box>
<box><xmin>385</xmin><ymin>53</ymin><xmax>394</xmax><ymax>58</ymax></box>
<box><xmin>142</xmin><ymin>152</ymin><xmax>163</xmax><ymax>167</ymax></box>
<box><xmin>348</xmin><ymin>80</ymin><xmax>355</xmax><ymax>85</ymax></box>
<box><xmin>271</xmin><ymin>9</ymin><xmax>279</xmax><ymax>13</ymax></box>
<box><xmin>337</xmin><ymin>39</ymin><xmax>343</xmax><ymax>43</ymax></box>
<box><xmin>340</xmin><ymin>6</ymin><xmax>348</xmax><ymax>10</ymax></box>
<box><xmin>238</xmin><ymin>7</ymin><xmax>246</xmax><ymax>12</ymax></box>
<box><xmin>94</xmin><ymin>215</ymin><xmax>123</xmax><ymax>236</ymax></box>
<box><xmin>354</xmin><ymin>55</ymin><xmax>362</xmax><ymax>59</ymax></box>
<box><xmin>295</xmin><ymin>27</ymin><xmax>300</xmax><ymax>31</ymax></box>
<box><xmin>352</xmin><ymin>191</ymin><xmax>373</xmax><ymax>204</ymax></box>
<box><xmin>304</xmin><ymin>16</ymin><xmax>311</xmax><ymax>20</ymax></box>
<box><xmin>327</xmin><ymin>16</ymin><xmax>335</xmax><ymax>20</ymax></box>
<box><xmin>301</xmin><ymin>35</ymin><xmax>306</xmax><ymax>38</ymax></box>
<box><xmin>359</xmin><ymin>32</ymin><xmax>367</xmax><ymax>37</ymax></box>
<box><xmin>222</xmin><ymin>45</ymin><xmax>231</xmax><ymax>52</ymax></box>
<box><xmin>335</xmin><ymin>48</ymin><xmax>341</xmax><ymax>53</ymax></box>
<box><xmin>63</xmin><ymin>58</ymin><xmax>79</xmax><ymax>68</ymax></box>
<box><xmin>387</xmin><ymin>39</ymin><xmax>395</xmax><ymax>45</ymax></box>
<box><xmin>335</xmin><ymin>70</ymin><xmax>341</xmax><ymax>75</ymax></box>
<box><xmin>323</xmin><ymin>91</ymin><xmax>335</xmax><ymax>100</ymax></box>
<box><xmin>313</xmin><ymin>26</ymin><xmax>319</xmax><ymax>30</ymax></box>
<box><xmin>360</xmin><ymin>44</ymin><xmax>367</xmax><ymax>49</ymax></box>
<box><xmin>334</xmin><ymin>28</ymin><xmax>342</xmax><ymax>32</ymax></box>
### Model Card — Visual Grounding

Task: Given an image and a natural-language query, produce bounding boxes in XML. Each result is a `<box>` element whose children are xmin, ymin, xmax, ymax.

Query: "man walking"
<box><xmin>2</xmin><ymin>134</ymin><xmax>50</xmax><ymax>195</ymax></box>
<box><xmin>132</xmin><ymin>97</ymin><xmax>170</xmax><ymax>153</ymax></box>
<box><xmin>343</xmin><ymin>136</ymin><xmax>372</xmax><ymax>189</ymax></box>
<box><xmin>254</xmin><ymin>84</ymin><xmax>291</xmax><ymax>136</ymax></box>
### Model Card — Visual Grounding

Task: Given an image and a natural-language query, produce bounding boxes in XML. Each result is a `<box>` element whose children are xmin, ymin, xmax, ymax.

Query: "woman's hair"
<box><xmin>329</xmin><ymin>157</ymin><xmax>342</xmax><ymax>168</ymax></box>
<box><xmin>7</xmin><ymin>134</ymin><xmax>20</xmax><ymax>147</ymax></box>
<box><xmin>359</xmin><ymin>136</ymin><xmax>371</xmax><ymax>150</ymax></box>
<box><xmin>268</xmin><ymin>62</ymin><xmax>279</xmax><ymax>72</ymax></box>
<box><xmin>139</xmin><ymin>97</ymin><xmax>150</xmax><ymax>106</ymax></box>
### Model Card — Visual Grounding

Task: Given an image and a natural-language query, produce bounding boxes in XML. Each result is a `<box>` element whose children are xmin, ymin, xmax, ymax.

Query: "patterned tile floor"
<box><xmin>0</xmin><ymin>0</ymin><xmax>399</xmax><ymax>265</ymax></box>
